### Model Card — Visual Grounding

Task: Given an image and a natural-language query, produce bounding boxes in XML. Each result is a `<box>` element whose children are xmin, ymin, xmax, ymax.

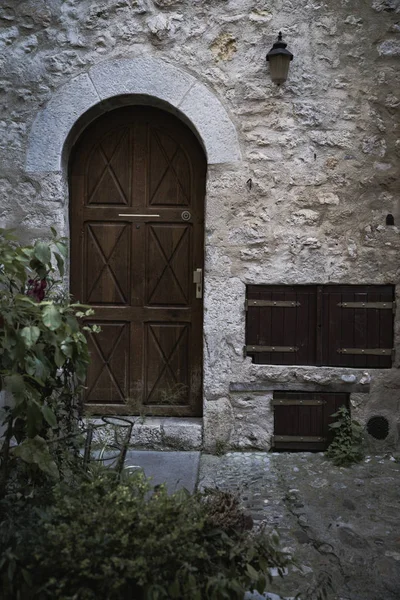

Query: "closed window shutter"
<box><xmin>246</xmin><ymin>284</ymin><xmax>394</xmax><ymax>368</ymax></box>
<box><xmin>321</xmin><ymin>285</ymin><xmax>394</xmax><ymax>368</ymax></box>
<box><xmin>246</xmin><ymin>285</ymin><xmax>317</xmax><ymax>365</ymax></box>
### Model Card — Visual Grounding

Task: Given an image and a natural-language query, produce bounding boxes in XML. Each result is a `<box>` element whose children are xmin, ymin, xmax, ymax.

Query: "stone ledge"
<box><xmin>87</xmin><ymin>417</ymin><xmax>203</xmax><ymax>451</ymax></box>
<box><xmin>230</xmin><ymin>381</ymin><xmax>371</xmax><ymax>393</ymax></box>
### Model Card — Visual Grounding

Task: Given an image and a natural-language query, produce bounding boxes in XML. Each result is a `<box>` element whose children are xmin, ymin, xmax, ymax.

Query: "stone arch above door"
<box><xmin>25</xmin><ymin>56</ymin><xmax>241</xmax><ymax>173</ymax></box>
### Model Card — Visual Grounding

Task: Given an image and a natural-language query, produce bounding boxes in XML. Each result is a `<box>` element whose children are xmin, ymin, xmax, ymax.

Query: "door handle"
<box><xmin>193</xmin><ymin>268</ymin><xmax>203</xmax><ymax>299</ymax></box>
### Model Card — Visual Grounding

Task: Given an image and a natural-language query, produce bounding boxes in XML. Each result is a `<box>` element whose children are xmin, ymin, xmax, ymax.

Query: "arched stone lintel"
<box><xmin>25</xmin><ymin>56</ymin><xmax>242</xmax><ymax>173</ymax></box>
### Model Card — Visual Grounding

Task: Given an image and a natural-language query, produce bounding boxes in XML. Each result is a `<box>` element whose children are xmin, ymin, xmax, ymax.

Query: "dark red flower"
<box><xmin>27</xmin><ymin>278</ymin><xmax>47</xmax><ymax>302</ymax></box>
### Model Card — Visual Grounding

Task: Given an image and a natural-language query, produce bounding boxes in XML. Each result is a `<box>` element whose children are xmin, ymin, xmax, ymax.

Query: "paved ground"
<box><xmin>199</xmin><ymin>452</ymin><xmax>400</xmax><ymax>600</ymax></box>
<box><xmin>120</xmin><ymin>450</ymin><xmax>400</xmax><ymax>600</ymax></box>
<box><xmin>124</xmin><ymin>450</ymin><xmax>200</xmax><ymax>493</ymax></box>
<box><xmin>128</xmin><ymin>450</ymin><xmax>400</xmax><ymax>600</ymax></box>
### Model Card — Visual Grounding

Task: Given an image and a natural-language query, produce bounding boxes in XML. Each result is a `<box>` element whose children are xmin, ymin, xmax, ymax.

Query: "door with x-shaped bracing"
<box><xmin>69</xmin><ymin>106</ymin><xmax>206</xmax><ymax>416</ymax></box>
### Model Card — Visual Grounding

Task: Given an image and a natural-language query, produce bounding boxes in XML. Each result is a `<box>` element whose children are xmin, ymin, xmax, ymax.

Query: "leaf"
<box><xmin>20</xmin><ymin>326</ymin><xmax>41</xmax><ymax>348</ymax></box>
<box><xmin>246</xmin><ymin>563</ymin><xmax>259</xmax><ymax>580</ymax></box>
<box><xmin>50</xmin><ymin>226</ymin><xmax>57</xmax><ymax>237</ymax></box>
<box><xmin>4</xmin><ymin>374</ymin><xmax>26</xmax><ymax>401</ymax></box>
<box><xmin>12</xmin><ymin>436</ymin><xmax>59</xmax><ymax>479</ymax></box>
<box><xmin>27</xmin><ymin>401</ymin><xmax>43</xmax><ymax>437</ymax></box>
<box><xmin>54</xmin><ymin>252</ymin><xmax>64</xmax><ymax>278</ymax></box>
<box><xmin>55</xmin><ymin>241</ymin><xmax>67</xmax><ymax>258</ymax></box>
<box><xmin>42</xmin><ymin>304</ymin><xmax>62</xmax><ymax>331</ymax></box>
<box><xmin>33</xmin><ymin>242</ymin><xmax>51</xmax><ymax>265</ymax></box>
<box><xmin>42</xmin><ymin>405</ymin><xmax>57</xmax><ymax>428</ymax></box>
<box><xmin>61</xmin><ymin>339</ymin><xmax>73</xmax><ymax>358</ymax></box>
<box><xmin>54</xmin><ymin>346</ymin><xmax>66</xmax><ymax>367</ymax></box>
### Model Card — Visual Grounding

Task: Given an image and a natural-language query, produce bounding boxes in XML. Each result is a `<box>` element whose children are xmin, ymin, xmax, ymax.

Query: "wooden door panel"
<box><xmin>146</xmin><ymin>224</ymin><xmax>191</xmax><ymax>306</ymax></box>
<box><xmin>85</xmin><ymin>322</ymin><xmax>130</xmax><ymax>405</ymax></box>
<box><xmin>149</xmin><ymin>127</ymin><xmax>190</xmax><ymax>206</ymax></box>
<box><xmin>145</xmin><ymin>323</ymin><xmax>190</xmax><ymax>406</ymax></box>
<box><xmin>85</xmin><ymin>223</ymin><xmax>130</xmax><ymax>305</ymax></box>
<box><xmin>70</xmin><ymin>106</ymin><xmax>206</xmax><ymax>416</ymax></box>
<box><xmin>87</xmin><ymin>130</ymin><xmax>131</xmax><ymax>205</ymax></box>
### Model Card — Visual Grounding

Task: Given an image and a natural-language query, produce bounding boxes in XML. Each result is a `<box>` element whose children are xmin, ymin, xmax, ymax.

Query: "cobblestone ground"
<box><xmin>198</xmin><ymin>453</ymin><xmax>400</xmax><ymax>600</ymax></box>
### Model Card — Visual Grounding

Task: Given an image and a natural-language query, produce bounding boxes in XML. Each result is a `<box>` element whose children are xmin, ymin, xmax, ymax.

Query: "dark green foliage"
<box><xmin>326</xmin><ymin>405</ymin><xmax>365</xmax><ymax>467</ymax></box>
<box><xmin>0</xmin><ymin>228</ymin><xmax>97</xmax><ymax>493</ymax></box>
<box><xmin>0</xmin><ymin>470</ymin><xmax>290</xmax><ymax>600</ymax></box>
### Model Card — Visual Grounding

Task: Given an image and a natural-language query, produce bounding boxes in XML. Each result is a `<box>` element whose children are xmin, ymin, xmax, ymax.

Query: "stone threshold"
<box><xmin>230</xmin><ymin>381</ymin><xmax>370</xmax><ymax>393</ymax></box>
<box><xmin>87</xmin><ymin>416</ymin><xmax>203</xmax><ymax>451</ymax></box>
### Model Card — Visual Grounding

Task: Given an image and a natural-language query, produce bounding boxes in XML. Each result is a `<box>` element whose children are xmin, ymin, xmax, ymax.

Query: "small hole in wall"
<box><xmin>386</xmin><ymin>214</ymin><xmax>395</xmax><ymax>226</ymax></box>
<box><xmin>367</xmin><ymin>415</ymin><xmax>389</xmax><ymax>440</ymax></box>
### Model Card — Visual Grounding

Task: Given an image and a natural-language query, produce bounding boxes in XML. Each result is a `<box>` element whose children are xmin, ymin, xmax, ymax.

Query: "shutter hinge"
<box><xmin>337</xmin><ymin>348</ymin><xmax>392</xmax><ymax>356</ymax></box>
<box><xmin>246</xmin><ymin>345</ymin><xmax>299</xmax><ymax>353</ymax></box>
<box><xmin>338</xmin><ymin>301</ymin><xmax>394</xmax><ymax>310</ymax></box>
<box><xmin>246</xmin><ymin>300</ymin><xmax>300</xmax><ymax>309</ymax></box>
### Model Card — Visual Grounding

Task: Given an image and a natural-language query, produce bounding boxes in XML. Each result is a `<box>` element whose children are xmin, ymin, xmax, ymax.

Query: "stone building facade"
<box><xmin>1</xmin><ymin>0</ymin><xmax>400</xmax><ymax>451</ymax></box>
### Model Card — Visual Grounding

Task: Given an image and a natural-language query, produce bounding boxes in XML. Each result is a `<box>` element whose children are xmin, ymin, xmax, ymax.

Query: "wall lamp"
<box><xmin>266</xmin><ymin>32</ymin><xmax>293</xmax><ymax>85</ymax></box>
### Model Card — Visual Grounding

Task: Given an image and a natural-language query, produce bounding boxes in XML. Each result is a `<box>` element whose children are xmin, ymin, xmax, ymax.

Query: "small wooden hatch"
<box><xmin>272</xmin><ymin>391</ymin><xmax>349</xmax><ymax>451</ymax></box>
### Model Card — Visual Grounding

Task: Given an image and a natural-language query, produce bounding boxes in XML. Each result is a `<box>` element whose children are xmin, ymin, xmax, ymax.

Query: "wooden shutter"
<box><xmin>246</xmin><ymin>285</ymin><xmax>317</xmax><ymax>365</ymax></box>
<box><xmin>273</xmin><ymin>391</ymin><xmax>349</xmax><ymax>450</ymax></box>
<box><xmin>321</xmin><ymin>285</ymin><xmax>394</xmax><ymax>368</ymax></box>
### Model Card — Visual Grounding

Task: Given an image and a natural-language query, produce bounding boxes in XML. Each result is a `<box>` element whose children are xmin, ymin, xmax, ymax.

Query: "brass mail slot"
<box><xmin>272</xmin><ymin>399</ymin><xmax>325</xmax><ymax>406</ymax></box>
<box><xmin>338</xmin><ymin>301</ymin><xmax>394</xmax><ymax>309</ymax></box>
<box><xmin>273</xmin><ymin>435</ymin><xmax>326</xmax><ymax>442</ymax></box>
<box><xmin>246</xmin><ymin>345</ymin><xmax>298</xmax><ymax>353</ymax></box>
<box><xmin>246</xmin><ymin>300</ymin><xmax>300</xmax><ymax>309</ymax></box>
<box><xmin>338</xmin><ymin>348</ymin><xmax>392</xmax><ymax>356</ymax></box>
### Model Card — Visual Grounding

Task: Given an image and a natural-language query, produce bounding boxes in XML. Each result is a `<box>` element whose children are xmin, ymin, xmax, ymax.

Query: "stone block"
<box><xmin>26</xmin><ymin>74</ymin><xmax>100</xmax><ymax>173</ymax></box>
<box><xmin>178</xmin><ymin>82</ymin><xmax>241</xmax><ymax>164</ymax></box>
<box><xmin>87</xmin><ymin>417</ymin><xmax>202</xmax><ymax>450</ymax></box>
<box><xmin>377</xmin><ymin>40</ymin><xmax>400</xmax><ymax>57</ymax></box>
<box><xmin>203</xmin><ymin>398</ymin><xmax>234</xmax><ymax>452</ymax></box>
<box><xmin>229</xmin><ymin>394</ymin><xmax>273</xmax><ymax>450</ymax></box>
<box><xmin>89</xmin><ymin>56</ymin><xmax>194</xmax><ymax>108</ymax></box>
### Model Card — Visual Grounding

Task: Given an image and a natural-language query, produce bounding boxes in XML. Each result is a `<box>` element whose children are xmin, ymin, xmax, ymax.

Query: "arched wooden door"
<box><xmin>69</xmin><ymin>106</ymin><xmax>206</xmax><ymax>416</ymax></box>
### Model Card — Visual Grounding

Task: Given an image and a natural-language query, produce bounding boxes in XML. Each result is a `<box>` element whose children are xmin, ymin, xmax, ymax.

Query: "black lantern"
<box><xmin>266</xmin><ymin>32</ymin><xmax>293</xmax><ymax>85</ymax></box>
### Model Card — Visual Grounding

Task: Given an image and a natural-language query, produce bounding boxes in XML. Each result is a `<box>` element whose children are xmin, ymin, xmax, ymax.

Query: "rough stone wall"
<box><xmin>1</xmin><ymin>0</ymin><xmax>400</xmax><ymax>451</ymax></box>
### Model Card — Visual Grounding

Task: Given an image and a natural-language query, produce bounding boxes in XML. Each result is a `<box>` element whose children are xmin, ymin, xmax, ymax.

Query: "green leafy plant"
<box><xmin>0</xmin><ymin>228</ymin><xmax>97</xmax><ymax>493</ymax></box>
<box><xmin>0</xmin><ymin>469</ymin><xmax>291</xmax><ymax>600</ymax></box>
<box><xmin>326</xmin><ymin>405</ymin><xmax>365</xmax><ymax>467</ymax></box>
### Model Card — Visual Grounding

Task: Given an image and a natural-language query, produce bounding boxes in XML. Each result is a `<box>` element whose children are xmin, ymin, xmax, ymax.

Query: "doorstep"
<box><xmin>87</xmin><ymin>416</ymin><xmax>203</xmax><ymax>451</ymax></box>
